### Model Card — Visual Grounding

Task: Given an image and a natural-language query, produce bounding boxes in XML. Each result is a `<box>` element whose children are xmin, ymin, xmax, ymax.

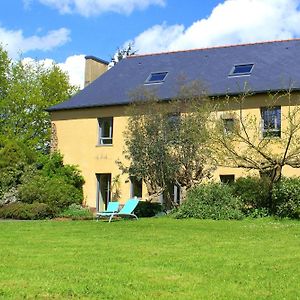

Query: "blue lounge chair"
<box><xmin>96</xmin><ymin>201</ymin><xmax>119</xmax><ymax>221</ymax></box>
<box><xmin>107</xmin><ymin>198</ymin><xmax>139</xmax><ymax>223</ymax></box>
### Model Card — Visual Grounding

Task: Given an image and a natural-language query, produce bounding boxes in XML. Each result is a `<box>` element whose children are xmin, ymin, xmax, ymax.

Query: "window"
<box><xmin>130</xmin><ymin>177</ymin><xmax>142</xmax><ymax>198</ymax></box>
<box><xmin>98</xmin><ymin>117</ymin><xmax>113</xmax><ymax>145</ymax></box>
<box><xmin>229</xmin><ymin>64</ymin><xmax>254</xmax><ymax>76</ymax></box>
<box><xmin>167</xmin><ymin>113</ymin><xmax>181</xmax><ymax>129</ymax></box>
<box><xmin>162</xmin><ymin>183</ymin><xmax>181</xmax><ymax>205</ymax></box>
<box><xmin>145</xmin><ymin>72</ymin><xmax>168</xmax><ymax>83</ymax></box>
<box><xmin>220</xmin><ymin>175</ymin><xmax>235</xmax><ymax>184</ymax></box>
<box><xmin>261</xmin><ymin>107</ymin><xmax>281</xmax><ymax>138</ymax></box>
<box><xmin>223</xmin><ymin>118</ymin><xmax>235</xmax><ymax>134</ymax></box>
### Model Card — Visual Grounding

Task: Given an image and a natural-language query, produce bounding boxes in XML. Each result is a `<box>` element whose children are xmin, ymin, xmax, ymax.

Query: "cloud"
<box><xmin>0</xmin><ymin>26</ymin><xmax>70</xmax><ymax>59</ymax></box>
<box><xmin>57</xmin><ymin>55</ymin><xmax>85</xmax><ymax>88</ymax></box>
<box><xmin>37</xmin><ymin>0</ymin><xmax>166</xmax><ymax>16</ymax></box>
<box><xmin>22</xmin><ymin>55</ymin><xmax>86</xmax><ymax>89</ymax></box>
<box><xmin>130</xmin><ymin>0</ymin><xmax>300</xmax><ymax>54</ymax></box>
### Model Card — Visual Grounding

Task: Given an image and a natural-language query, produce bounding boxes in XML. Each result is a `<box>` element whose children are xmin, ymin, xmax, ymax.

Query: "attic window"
<box><xmin>229</xmin><ymin>64</ymin><xmax>254</xmax><ymax>76</ymax></box>
<box><xmin>145</xmin><ymin>72</ymin><xmax>168</xmax><ymax>84</ymax></box>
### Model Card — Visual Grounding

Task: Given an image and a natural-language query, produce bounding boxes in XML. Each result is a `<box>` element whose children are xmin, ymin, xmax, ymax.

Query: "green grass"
<box><xmin>0</xmin><ymin>218</ymin><xmax>299</xmax><ymax>299</ymax></box>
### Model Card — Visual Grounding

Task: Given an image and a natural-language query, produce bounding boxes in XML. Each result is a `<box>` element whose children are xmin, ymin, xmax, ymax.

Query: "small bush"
<box><xmin>58</xmin><ymin>204</ymin><xmax>93</xmax><ymax>220</ymax></box>
<box><xmin>173</xmin><ymin>183</ymin><xmax>244</xmax><ymax>220</ymax></box>
<box><xmin>231</xmin><ymin>177</ymin><xmax>271</xmax><ymax>216</ymax></box>
<box><xmin>0</xmin><ymin>202</ymin><xmax>55</xmax><ymax>220</ymax></box>
<box><xmin>18</xmin><ymin>175</ymin><xmax>83</xmax><ymax>210</ymax></box>
<box><xmin>38</xmin><ymin>152</ymin><xmax>85</xmax><ymax>189</ymax></box>
<box><xmin>134</xmin><ymin>201</ymin><xmax>162</xmax><ymax>217</ymax></box>
<box><xmin>272</xmin><ymin>178</ymin><xmax>300</xmax><ymax>219</ymax></box>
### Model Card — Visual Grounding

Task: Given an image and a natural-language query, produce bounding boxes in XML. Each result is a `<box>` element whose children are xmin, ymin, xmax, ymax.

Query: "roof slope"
<box><xmin>48</xmin><ymin>39</ymin><xmax>300</xmax><ymax>111</ymax></box>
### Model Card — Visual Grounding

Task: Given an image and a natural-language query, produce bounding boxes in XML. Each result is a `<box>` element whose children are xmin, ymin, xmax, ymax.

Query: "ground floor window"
<box><xmin>220</xmin><ymin>174</ymin><xmax>235</xmax><ymax>184</ymax></box>
<box><xmin>160</xmin><ymin>183</ymin><xmax>181</xmax><ymax>205</ymax></box>
<box><xmin>130</xmin><ymin>177</ymin><xmax>143</xmax><ymax>198</ymax></box>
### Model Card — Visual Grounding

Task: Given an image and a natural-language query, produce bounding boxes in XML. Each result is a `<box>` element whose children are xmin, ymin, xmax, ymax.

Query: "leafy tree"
<box><xmin>109</xmin><ymin>42</ymin><xmax>136</xmax><ymax>67</ymax></box>
<box><xmin>212</xmin><ymin>89</ymin><xmax>300</xmax><ymax>207</ymax></box>
<box><xmin>0</xmin><ymin>45</ymin><xmax>10</xmax><ymax>100</ymax></box>
<box><xmin>0</xmin><ymin>46</ymin><xmax>78</xmax><ymax>152</ymax></box>
<box><xmin>0</xmin><ymin>140</ymin><xmax>36</xmax><ymax>200</ymax></box>
<box><xmin>120</xmin><ymin>81</ymin><xmax>215</xmax><ymax>208</ymax></box>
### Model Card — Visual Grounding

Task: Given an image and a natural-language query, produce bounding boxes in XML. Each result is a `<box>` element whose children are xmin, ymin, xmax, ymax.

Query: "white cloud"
<box><xmin>130</xmin><ymin>0</ymin><xmax>300</xmax><ymax>54</ymax></box>
<box><xmin>58</xmin><ymin>55</ymin><xmax>85</xmax><ymax>88</ymax></box>
<box><xmin>37</xmin><ymin>0</ymin><xmax>166</xmax><ymax>16</ymax></box>
<box><xmin>128</xmin><ymin>23</ymin><xmax>184</xmax><ymax>54</ymax></box>
<box><xmin>0</xmin><ymin>26</ymin><xmax>70</xmax><ymax>59</ymax></box>
<box><xmin>22</xmin><ymin>55</ymin><xmax>86</xmax><ymax>89</ymax></box>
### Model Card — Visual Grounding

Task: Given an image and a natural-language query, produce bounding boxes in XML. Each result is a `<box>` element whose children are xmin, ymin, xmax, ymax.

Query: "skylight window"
<box><xmin>145</xmin><ymin>72</ymin><xmax>168</xmax><ymax>83</ymax></box>
<box><xmin>229</xmin><ymin>64</ymin><xmax>254</xmax><ymax>76</ymax></box>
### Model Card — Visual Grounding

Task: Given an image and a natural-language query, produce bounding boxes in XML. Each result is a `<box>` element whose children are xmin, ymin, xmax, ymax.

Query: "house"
<box><xmin>47</xmin><ymin>39</ymin><xmax>300</xmax><ymax>211</ymax></box>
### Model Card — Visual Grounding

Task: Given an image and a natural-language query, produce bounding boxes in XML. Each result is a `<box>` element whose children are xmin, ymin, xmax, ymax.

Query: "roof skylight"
<box><xmin>229</xmin><ymin>64</ymin><xmax>254</xmax><ymax>76</ymax></box>
<box><xmin>145</xmin><ymin>72</ymin><xmax>168</xmax><ymax>84</ymax></box>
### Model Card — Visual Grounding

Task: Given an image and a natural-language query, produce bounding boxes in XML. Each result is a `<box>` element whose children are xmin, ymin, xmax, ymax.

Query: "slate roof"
<box><xmin>48</xmin><ymin>39</ymin><xmax>300</xmax><ymax>111</ymax></box>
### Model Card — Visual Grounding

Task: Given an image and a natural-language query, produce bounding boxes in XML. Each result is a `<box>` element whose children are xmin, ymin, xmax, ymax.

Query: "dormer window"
<box><xmin>145</xmin><ymin>72</ymin><xmax>168</xmax><ymax>84</ymax></box>
<box><xmin>229</xmin><ymin>64</ymin><xmax>254</xmax><ymax>76</ymax></box>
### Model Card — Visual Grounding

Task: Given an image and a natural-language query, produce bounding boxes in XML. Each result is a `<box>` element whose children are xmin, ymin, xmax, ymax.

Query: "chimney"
<box><xmin>84</xmin><ymin>56</ymin><xmax>109</xmax><ymax>87</ymax></box>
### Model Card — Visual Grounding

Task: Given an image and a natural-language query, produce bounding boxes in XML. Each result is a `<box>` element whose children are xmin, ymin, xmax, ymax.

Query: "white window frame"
<box><xmin>261</xmin><ymin>107</ymin><xmax>281</xmax><ymax>138</ymax></box>
<box><xmin>223</xmin><ymin>118</ymin><xmax>235</xmax><ymax>134</ymax></box>
<box><xmin>98</xmin><ymin>117</ymin><xmax>113</xmax><ymax>145</ymax></box>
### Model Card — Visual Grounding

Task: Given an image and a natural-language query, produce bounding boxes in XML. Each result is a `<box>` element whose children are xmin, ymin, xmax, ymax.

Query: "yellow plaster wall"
<box><xmin>84</xmin><ymin>59</ymin><xmax>108</xmax><ymax>87</ymax></box>
<box><xmin>50</xmin><ymin>106</ymin><xmax>136</xmax><ymax>210</ymax></box>
<box><xmin>50</xmin><ymin>92</ymin><xmax>300</xmax><ymax>209</ymax></box>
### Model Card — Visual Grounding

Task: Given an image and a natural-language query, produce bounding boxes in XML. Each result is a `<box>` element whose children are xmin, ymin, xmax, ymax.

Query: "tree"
<box><xmin>119</xmin><ymin>81</ymin><xmax>216</xmax><ymax>208</ymax></box>
<box><xmin>109</xmin><ymin>43</ymin><xmax>137</xmax><ymax>67</ymax></box>
<box><xmin>211</xmin><ymin>88</ymin><xmax>300</xmax><ymax>207</ymax></box>
<box><xmin>0</xmin><ymin>46</ymin><xmax>78</xmax><ymax>152</ymax></box>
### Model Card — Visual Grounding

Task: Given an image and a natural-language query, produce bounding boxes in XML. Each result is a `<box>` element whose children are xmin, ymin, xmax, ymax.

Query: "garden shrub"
<box><xmin>272</xmin><ymin>178</ymin><xmax>300</xmax><ymax>219</ymax></box>
<box><xmin>173</xmin><ymin>183</ymin><xmax>244</xmax><ymax>220</ymax></box>
<box><xmin>134</xmin><ymin>201</ymin><xmax>162</xmax><ymax>217</ymax></box>
<box><xmin>58</xmin><ymin>204</ymin><xmax>93</xmax><ymax>220</ymax></box>
<box><xmin>0</xmin><ymin>202</ymin><xmax>55</xmax><ymax>220</ymax></box>
<box><xmin>18</xmin><ymin>175</ymin><xmax>83</xmax><ymax>210</ymax></box>
<box><xmin>37</xmin><ymin>152</ymin><xmax>85</xmax><ymax>189</ymax></box>
<box><xmin>0</xmin><ymin>187</ymin><xmax>19</xmax><ymax>206</ymax></box>
<box><xmin>0</xmin><ymin>141</ymin><xmax>37</xmax><ymax>199</ymax></box>
<box><xmin>0</xmin><ymin>140</ymin><xmax>35</xmax><ymax>168</ymax></box>
<box><xmin>231</xmin><ymin>177</ymin><xmax>271</xmax><ymax>216</ymax></box>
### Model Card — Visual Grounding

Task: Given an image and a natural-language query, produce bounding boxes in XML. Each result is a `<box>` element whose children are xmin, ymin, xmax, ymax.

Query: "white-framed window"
<box><xmin>130</xmin><ymin>176</ymin><xmax>142</xmax><ymax>198</ymax></box>
<box><xmin>98</xmin><ymin>117</ymin><xmax>113</xmax><ymax>145</ymax></box>
<box><xmin>145</xmin><ymin>71</ymin><xmax>168</xmax><ymax>84</ymax></box>
<box><xmin>223</xmin><ymin>118</ymin><xmax>235</xmax><ymax>134</ymax></box>
<box><xmin>229</xmin><ymin>63</ymin><xmax>254</xmax><ymax>76</ymax></box>
<box><xmin>261</xmin><ymin>107</ymin><xmax>281</xmax><ymax>138</ymax></box>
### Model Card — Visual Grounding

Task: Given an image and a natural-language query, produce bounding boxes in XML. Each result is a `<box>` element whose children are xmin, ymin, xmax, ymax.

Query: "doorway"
<box><xmin>96</xmin><ymin>174</ymin><xmax>111</xmax><ymax>211</ymax></box>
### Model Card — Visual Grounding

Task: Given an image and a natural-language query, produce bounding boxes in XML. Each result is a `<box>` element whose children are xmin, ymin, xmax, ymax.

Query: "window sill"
<box><xmin>260</xmin><ymin>136</ymin><xmax>281</xmax><ymax>140</ymax></box>
<box><xmin>96</xmin><ymin>144</ymin><xmax>113</xmax><ymax>147</ymax></box>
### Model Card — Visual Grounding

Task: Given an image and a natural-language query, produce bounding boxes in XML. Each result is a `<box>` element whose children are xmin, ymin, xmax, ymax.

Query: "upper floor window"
<box><xmin>167</xmin><ymin>113</ymin><xmax>181</xmax><ymax>129</ymax></box>
<box><xmin>98</xmin><ymin>117</ymin><xmax>113</xmax><ymax>145</ymax></box>
<box><xmin>145</xmin><ymin>72</ymin><xmax>168</xmax><ymax>84</ymax></box>
<box><xmin>229</xmin><ymin>64</ymin><xmax>254</xmax><ymax>76</ymax></box>
<box><xmin>223</xmin><ymin>118</ymin><xmax>235</xmax><ymax>134</ymax></box>
<box><xmin>261</xmin><ymin>107</ymin><xmax>281</xmax><ymax>138</ymax></box>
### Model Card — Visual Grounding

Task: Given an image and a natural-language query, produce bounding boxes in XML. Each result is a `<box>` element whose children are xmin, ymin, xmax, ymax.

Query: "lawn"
<box><xmin>0</xmin><ymin>218</ymin><xmax>299</xmax><ymax>299</ymax></box>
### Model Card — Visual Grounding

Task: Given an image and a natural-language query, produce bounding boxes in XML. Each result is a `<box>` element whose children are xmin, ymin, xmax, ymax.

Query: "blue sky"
<box><xmin>0</xmin><ymin>0</ymin><xmax>221</xmax><ymax>61</ymax></box>
<box><xmin>1</xmin><ymin>0</ymin><xmax>300</xmax><ymax>87</ymax></box>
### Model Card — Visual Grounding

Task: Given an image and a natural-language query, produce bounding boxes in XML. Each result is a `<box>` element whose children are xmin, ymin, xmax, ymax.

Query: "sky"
<box><xmin>1</xmin><ymin>0</ymin><xmax>300</xmax><ymax>88</ymax></box>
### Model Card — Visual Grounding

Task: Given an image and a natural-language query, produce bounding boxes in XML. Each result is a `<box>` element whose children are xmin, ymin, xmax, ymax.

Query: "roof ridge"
<box><xmin>128</xmin><ymin>38</ymin><xmax>300</xmax><ymax>58</ymax></box>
